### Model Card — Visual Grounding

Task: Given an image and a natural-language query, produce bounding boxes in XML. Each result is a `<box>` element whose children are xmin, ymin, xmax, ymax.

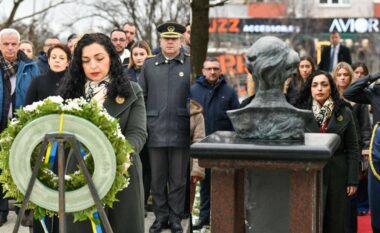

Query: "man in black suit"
<box><xmin>319</xmin><ymin>31</ymin><xmax>352</xmax><ymax>73</ymax></box>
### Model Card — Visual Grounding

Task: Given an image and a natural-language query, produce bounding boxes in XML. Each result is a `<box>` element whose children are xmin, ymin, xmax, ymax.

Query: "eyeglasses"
<box><xmin>111</xmin><ymin>38</ymin><xmax>126</xmax><ymax>42</ymax></box>
<box><xmin>203</xmin><ymin>67</ymin><xmax>220</xmax><ymax>71</ymax></box>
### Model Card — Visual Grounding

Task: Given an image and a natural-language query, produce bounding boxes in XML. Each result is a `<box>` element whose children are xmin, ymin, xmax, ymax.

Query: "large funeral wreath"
<box><xmin>0</xmin><ymin>96</ymin><xmax>133</xmax><ymax>222</ymax></box>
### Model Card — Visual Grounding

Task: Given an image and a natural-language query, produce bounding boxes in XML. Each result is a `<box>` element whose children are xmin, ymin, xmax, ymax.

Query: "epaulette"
<box><xmin>146</xmin><ymin>55</ymin><xmax>156</xmax><ymax>59</ymax></box>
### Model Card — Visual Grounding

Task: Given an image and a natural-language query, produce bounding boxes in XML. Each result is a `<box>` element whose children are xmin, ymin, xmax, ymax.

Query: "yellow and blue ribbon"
<box><xmin>40</xmin><ymin>113</ymin><xmax>66</xmax><ymax>232</ymax></box>
<box><xmin>90</xmin><ymin>211</ymin><xmax>103</xmax><ymax>233</ymax></box>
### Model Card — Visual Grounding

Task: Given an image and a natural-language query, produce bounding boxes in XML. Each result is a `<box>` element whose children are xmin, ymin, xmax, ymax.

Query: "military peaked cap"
<box><xmin>157</xmin><ymin>22</ymin><xmax>186</xmax><ymax>38</ymax></box>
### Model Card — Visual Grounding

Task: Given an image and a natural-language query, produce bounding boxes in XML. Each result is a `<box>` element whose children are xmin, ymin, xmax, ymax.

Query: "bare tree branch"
<box><xmin>3</xmin><ymin>0</ymin><xmax>24</xmax><ymax>27</ymax></box>
<box><xmin>2</xmin><ymin>0</ymin><xmax>76</xmax><ymax>27</ymax></box>
<box><xmin>208</xmin><ymin>0</ymin><xmax>229</xmax><ymax>8</ymax></box>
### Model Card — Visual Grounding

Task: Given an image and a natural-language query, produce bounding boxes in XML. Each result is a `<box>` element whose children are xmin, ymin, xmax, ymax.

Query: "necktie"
<box><xmin>329</xmin><ymin>46</ymin><xmax>335</xmax><ymax>72</ymax></box>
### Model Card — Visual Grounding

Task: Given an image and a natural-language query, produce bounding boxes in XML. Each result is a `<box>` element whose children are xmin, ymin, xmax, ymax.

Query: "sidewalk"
<box><xmin>2</xmin><ymin>211</ymin><xmax>190</xmax><ymax>233</ymax></box>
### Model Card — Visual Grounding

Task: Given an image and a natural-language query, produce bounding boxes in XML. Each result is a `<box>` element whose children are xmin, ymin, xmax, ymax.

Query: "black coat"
<box><xmin>138</xmin><ymin>52</ymin><xmax>190</xmax><ymax>148</ymax></box>
<box><xmin>64</xmin><ymin>81</ymin><xmax>147</xmax><ymax>233</ymax></box>
<box><xmin>25</xmin><ymin>69</ymin><xmax>65</xmax><ymax>105</ymax></box>
<box><xmin>351</xmin><ymin>103</ymin><xmax>371</xmax><ymax>150</ymax></box>
<box><xmin>344</xmin><ymin>75</ymin><xmax>380</xmax><ymax>124</ymax></box>
<box><xmin>305</xmin><ymin>106</ymin><xmax>360</xmax><ymax>233</ymax></box>
<box><xmin>318</xmin><ymin>44</ymin><xmax>352</xmax><ymax>72</ymax></box>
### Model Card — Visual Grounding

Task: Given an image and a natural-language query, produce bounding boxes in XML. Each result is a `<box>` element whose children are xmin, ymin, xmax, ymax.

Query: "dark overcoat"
<box><xmin>65</xmin><ymin>81</ymin><xmax>147</xmax><ymax>233</ymax></box>
<box><xmin>138</xmin><ymin>52</ymin><xmax>190</xmax><ymax>148</ymax></box>
<box><xmin>305</xmin><ymin>106</ymin><xmax>360</xmax><ymax>233</ymax></box>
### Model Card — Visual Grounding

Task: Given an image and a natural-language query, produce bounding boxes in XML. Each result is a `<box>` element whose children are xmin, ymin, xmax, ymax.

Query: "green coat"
<box><xmin>66</xmin><ymin>81</ymin><xmax>147</xmax><ymax>233</ymax></box>
<box><xmin>305</xmin><ymin>106</ymin><xmax>360</xmax><ymax>233</ymax></box>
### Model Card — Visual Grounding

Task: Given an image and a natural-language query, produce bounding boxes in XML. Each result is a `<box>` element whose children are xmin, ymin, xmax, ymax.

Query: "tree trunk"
<box><xmin>191</xmin><ymin>0</ymin><xmax>209</xmax><ymax>83</ymax></box>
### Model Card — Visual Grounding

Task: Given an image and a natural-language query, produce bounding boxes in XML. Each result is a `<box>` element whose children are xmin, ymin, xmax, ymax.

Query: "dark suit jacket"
<box><xmin>318</xmin><ymin>44</ymin><xmax>352</xmax><ymax>72</ymax></box>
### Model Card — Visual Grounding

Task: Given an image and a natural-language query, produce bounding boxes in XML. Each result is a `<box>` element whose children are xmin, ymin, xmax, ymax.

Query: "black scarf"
<box><xmin>0</xmin><ymin>52</ymin><xmax>19</xmax><ymax>130</ymax></box>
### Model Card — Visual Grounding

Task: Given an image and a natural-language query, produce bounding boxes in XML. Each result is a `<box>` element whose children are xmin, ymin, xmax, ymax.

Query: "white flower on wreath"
<box><xmin>23</xmin><ymin>100</ymin><xmax>44</xmax><ymax>112</ymax></box>
<box><xmin>0</xmin><ymin>135</ymin><xmax>13</xmax><ymax>144</ymax></box>
<box><xmin>9</xmin><ymin>118</ymin><xmax>19</xmax><ymax>126</ymax></box>
<box><xmin>61</xmin><ymin>101</ymin><xmax>82</xmax><ymax>111</ymax></box>
<box><xmin>99</xmin><ymin>110</ymin><xmax>116</xmax><ymax>122</ymax></box>
<box><xmin>46</xmin><ymin>96</ymin><xmax>64</xmax><ymax>104</ymax></box>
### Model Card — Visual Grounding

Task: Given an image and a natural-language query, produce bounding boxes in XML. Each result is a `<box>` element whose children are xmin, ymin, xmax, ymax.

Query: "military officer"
<box><xmin>138</xmin><ymin>22</ymin><xmax>190</xmax><ymax>233</ymax></box>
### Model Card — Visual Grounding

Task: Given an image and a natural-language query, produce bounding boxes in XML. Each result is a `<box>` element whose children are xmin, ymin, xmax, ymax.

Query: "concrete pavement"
<box><xmin>1</xmin><ymin>210</ymin><xmax>190</xmax><ymax>233</ymax></box>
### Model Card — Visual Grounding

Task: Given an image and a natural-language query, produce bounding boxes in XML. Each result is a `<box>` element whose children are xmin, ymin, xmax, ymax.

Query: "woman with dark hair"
<box><xmin>26</xmin><ymin>44</ymin><xmax>71</xmax><ymax>105</ymax></box>
<box><xmin>59</xmin><ymin>33</ymin><xmax>147</xmax><ymax>233</ymax></box>
<box><xmin>352</xmin><ymin>62</ymin><xmax>369</xmax><ymax>80</ymax></box>
<box><xmin>126</xmin><ymin>40</ymin><xmax>152</xmax><ymax>82</ymax></box>
<box><xmin>285</xmin><ymin>55</ymin><xmax>316</xmax><ymax>105</ymax></box>
<box><xmin>296</xmin><ymin>70</ymin><xmax>360</xmax><ymax>233</ymax></box>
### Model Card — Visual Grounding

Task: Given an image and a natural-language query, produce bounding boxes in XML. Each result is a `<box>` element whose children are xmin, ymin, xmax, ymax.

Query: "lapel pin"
<box><xmin>179</xmin><ymin>71</ymin><xmax>184</xmax><ymax>77</ymax></box>
<box><xmin>116</xmin><ymin>96</ymin><xmax>125</xmax><ymax>104</ymax></box>
<box><xmin>337</xmin><ymin>115</ymin><xmax>343</xmax><ymax>122</ymax></box>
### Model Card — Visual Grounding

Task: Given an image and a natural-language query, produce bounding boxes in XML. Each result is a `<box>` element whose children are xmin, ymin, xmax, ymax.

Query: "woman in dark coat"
<box><xmin>295</xmin><ymin>70</ymin><xmax>360</xmax><ymax>233</ymax></box>
<box><xmin>58</xmin><ymin>33</ymin><xmax>147</xmax><ymax>233</ymax></box>
<box><xmin>25</xmin><ymin>44</ymin><xmax>71</xmax><ymax>105</ymax></box>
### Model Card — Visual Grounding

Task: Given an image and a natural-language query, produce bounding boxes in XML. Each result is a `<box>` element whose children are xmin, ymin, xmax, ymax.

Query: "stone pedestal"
<box><xmin>190</xmin><ymin>131</ymin><xmax>340</xmax><ymax>233</ymax></box>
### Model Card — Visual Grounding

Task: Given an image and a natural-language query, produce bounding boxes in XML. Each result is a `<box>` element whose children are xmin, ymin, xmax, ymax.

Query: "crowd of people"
<box><xmin>0</xmin><ymin>20</ymin><xmax>380</xmax><ymax>233</ymax></box>
<box><xmin>0</xmin><ymin>21</ymin><xmax>192</xmax><ymax>233</ymax></box>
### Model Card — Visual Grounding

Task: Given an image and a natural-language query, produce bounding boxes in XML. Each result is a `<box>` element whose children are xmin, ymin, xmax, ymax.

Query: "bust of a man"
<box><xmin>227</xmin><ymin>36</ymin><xmax>311</xmax><ymax>140</ymax></box>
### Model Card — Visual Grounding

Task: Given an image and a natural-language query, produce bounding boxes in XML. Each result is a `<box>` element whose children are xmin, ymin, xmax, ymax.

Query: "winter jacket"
<box><xmin>190</xmin><ymin>99</ymin><xmax>205</xmax><ymax>179</ymax></box>
<box><xmin>191</xmin><ymin>75</ymin><xmax>240</xmax><ymax>135</ymax></box>
<box><xmin>0</xmin><ymin>52</ymin><xmax>39</xmax><ymax>129</ymax></box>
<box><xmin>36</xmin><ymin>51</ymin><xmax>49</xmax><ymax>74</ymax></box>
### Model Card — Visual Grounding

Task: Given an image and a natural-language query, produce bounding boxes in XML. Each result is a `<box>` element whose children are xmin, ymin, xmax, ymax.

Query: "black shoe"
<box><xmin>169</xmin><ymin>221</ymin><xmax>183</xmax><ymax>233</ymax></box>
<box><xmin>358</xmin><ymin>210</ymin><xmax>368</xmax><ymax>216</ymax></box>
<box><xmin>21</xmin><ymin>211</ymin><xmax>33</xmax><ymax>227</ymax></box>
<box><xmin>146</xmin><ymin>204</ymin><xmax>154</xmax><ymax>212</ymax></box>
<box><xmin>149</xmin><ymin>220</ymin><xmax>169</xmax><ymax>233</ymax></box>
<box><xmin>193</xmin><ymin>220</ymin><xmax>209</xmax><ymax>230</ymax></box>
<box><xmin>0</xmin><ymin>217</ymin><xmax>7</xmax><ymax>227</ymax></box>
<box><xmin>181</xmin><ymin>213</ymin><xmax>190</xmax><ymax>219</ymax></box>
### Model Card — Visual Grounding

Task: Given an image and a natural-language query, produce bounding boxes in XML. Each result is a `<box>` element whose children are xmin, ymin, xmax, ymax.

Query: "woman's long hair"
<box><xmin>58</xmin><ymin>33</ymin><xmax>131</xmax><ymax>99</ymax></box>
<box><xmin>295</xmin><ymin>70</ymin><xmax>346</xmax><ymax>115</ymax></box>
<box><xmin>127</xmin><ymin>40</ymin><xmax>152</xmax><ymax>69</ymax></box>
<box><xmin>295</xmin><ymin>56</ymin><xmax>316</xmax><ymax>91</ymax></box>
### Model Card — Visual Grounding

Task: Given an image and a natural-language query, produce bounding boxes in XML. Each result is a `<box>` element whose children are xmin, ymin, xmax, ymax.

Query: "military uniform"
<box><xmin>138</xmin><ymin>22</ymin><xmax>190</xmax><ymax>233</ymax></box>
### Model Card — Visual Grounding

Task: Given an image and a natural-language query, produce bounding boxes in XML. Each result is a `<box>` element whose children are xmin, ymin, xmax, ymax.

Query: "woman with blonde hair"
<box><xmin>126</xmin><ymin>40</ymin><xmax>152</xmax><ymax>82</ymax></box>
<box><xmin>332</xmin><ymin>62</ymin><xmax>371</xmax><ymax>232</ymax></box>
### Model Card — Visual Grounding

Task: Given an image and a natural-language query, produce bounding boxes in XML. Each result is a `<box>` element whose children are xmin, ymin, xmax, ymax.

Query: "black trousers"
<box><xmin>0</xmin><ymin>171</ymin><xmax>8</xmax><ymax>219</ymax></box>
<box><xmin>149</xmin><ymin>147</ymin><xmax>189</xmax><ymax>223</ymax></box>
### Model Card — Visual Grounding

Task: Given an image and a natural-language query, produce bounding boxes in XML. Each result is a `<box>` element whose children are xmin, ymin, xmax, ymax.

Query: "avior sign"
<box><xmin>329</xmin><ymin>18</ymin><xmax>379</xmax><ymax>33</ymax></box>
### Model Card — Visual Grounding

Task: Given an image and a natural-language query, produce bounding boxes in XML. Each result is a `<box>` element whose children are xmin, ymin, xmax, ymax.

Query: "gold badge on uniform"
<box><xmin>337</xmin><ymin>115</ymin><xmax>343</xmax><ymax>122</ymax></box>
<box><xmin>116</xmin><ymin>96</ymin><xmax>125</xmax><ymax>104</ymax></box>
<box><xmin>179</xmin><ymin>71</ymin><xmax>184</xmax><ymax>77</ymax></box>
<box><xmin>167</xmin><ymin>26</ymin><xmax>175</xmax><ymax>32</ymax></box>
